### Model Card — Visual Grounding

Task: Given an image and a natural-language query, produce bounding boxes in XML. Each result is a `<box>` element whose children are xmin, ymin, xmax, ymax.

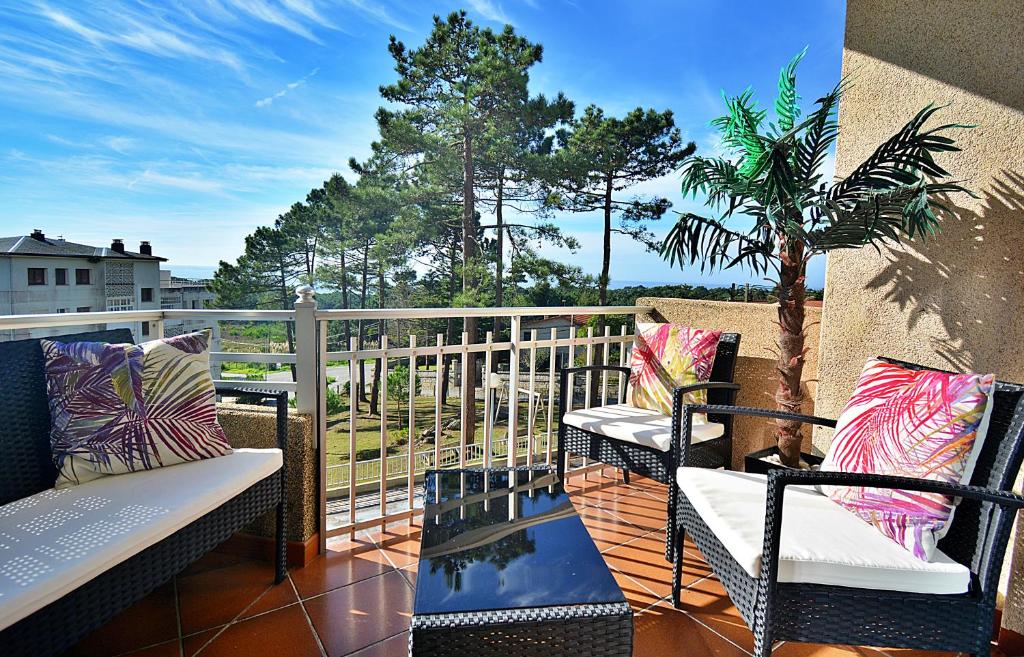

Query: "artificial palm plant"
<box><xmin>661</xmin><ymin>50</ymin><xmax>974</xmax><ymax>467</ymax></box>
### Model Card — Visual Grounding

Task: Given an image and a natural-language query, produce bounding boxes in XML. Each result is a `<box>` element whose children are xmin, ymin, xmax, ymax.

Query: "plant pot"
<box><xmin>743</xmin><ymin>446</ymin><xmax>824</xmax><ymax>475</ymax></box>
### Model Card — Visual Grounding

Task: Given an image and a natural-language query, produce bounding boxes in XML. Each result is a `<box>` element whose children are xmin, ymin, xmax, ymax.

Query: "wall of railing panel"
<box><xmin>314</xmin><ymin>304</ymin><xmax>644</xmax><ymax>540</ymax></box>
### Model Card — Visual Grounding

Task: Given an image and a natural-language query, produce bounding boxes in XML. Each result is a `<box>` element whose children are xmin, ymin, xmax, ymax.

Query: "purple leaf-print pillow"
<box><xmin>43</xmin><ymin>330</ymin><xmax>231</xmax><ymax>486</ymax></box>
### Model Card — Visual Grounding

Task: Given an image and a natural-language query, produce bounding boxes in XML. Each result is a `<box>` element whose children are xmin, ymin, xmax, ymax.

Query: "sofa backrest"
<box><xmin>0</xmin><ymin>329</ymin><xmax>135</xmax><ymax>505</ymax></box>
<box><xmin>707</xmin><ymin>332</ymin><xmax>741</xmax><ymax>406</ymax></box>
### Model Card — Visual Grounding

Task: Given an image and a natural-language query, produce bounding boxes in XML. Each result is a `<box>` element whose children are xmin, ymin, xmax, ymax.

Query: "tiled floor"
<box><xmin>62</xmin><ymin>471</ymin><xmax>984</xmax><ymax>657</ymax></box>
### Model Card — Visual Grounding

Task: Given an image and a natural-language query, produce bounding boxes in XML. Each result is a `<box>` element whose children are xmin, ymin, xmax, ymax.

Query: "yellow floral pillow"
<box><xmin>627</xmin><ymin>323</ymin><xmax>721</xmax><ymax>416</ymax></box>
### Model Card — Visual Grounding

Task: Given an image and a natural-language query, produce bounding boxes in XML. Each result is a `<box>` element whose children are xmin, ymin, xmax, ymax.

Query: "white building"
<box><xmin>160</xmin><ymin>270</ymin><xmax>215</xmax><ymax>337</ymax></box>
<box><xmin>0</xmin><ymin>229</ymin><xmax>164</xmax><ymax>341</ymax></box>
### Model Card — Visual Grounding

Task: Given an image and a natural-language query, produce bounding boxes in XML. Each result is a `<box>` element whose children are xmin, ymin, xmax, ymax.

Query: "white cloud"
<box><xmin>256</xmin><ymin>67</ymin><xmax>319</xmax><ymax>107</ymax></box>
<box><xmin>336</xmin><ymin>0</ymin><xmax>412</xmax><ymax>31</ymax></box>
<box><xmin>39</xmin><ymin>5</ymin><xmax>244</xmax><ymax>73</ymax></box>
<box><xmin>133</xmin><ymin>170</ymin><xmax>224</xmax><ymax>193</ymax></box>
<box><xmin>223</xmin><ymin>0</ymin><xmax>326</xmax><ymax>44</ymax></box>
<box><xmin>467</xmin><ymin>0</ymin><xmax>512</xmax><ymax>24</ymax></box>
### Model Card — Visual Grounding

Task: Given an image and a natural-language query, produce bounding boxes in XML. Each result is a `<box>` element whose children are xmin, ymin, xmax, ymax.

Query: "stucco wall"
<box><xmin>216</xmin><ymin>404</ymin><xmax>317</xmax><ymax>543</ymax></box>
<box><xmin>638</xmin><ymin>298</ymin><xmax>822</xmax><ymax>469</ymax></box>
<box><xmin>819</xmin><ymin>0</ymin><xmax>1024</xmax><ymax>629</ymax></box>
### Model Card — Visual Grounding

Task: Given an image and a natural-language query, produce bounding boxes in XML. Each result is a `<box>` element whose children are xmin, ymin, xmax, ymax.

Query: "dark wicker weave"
<box><xmin>671</xmin><ymin>357</ymin><xmax>1024</xmax><ymax>656</ymax></box>
<box><xmin>409</xmin><ymin>601</ymin><xmax>633</xmax><ymax>657</ymax></box>
<box><xmin>0</xmin><ymin>331</ymin><xmax>287</xmax><ymax>657</ymax></box>
<box><xmin>556</xmin><ymin>332</ymin><xmax>741</xmax><ymax>485</ymax></box>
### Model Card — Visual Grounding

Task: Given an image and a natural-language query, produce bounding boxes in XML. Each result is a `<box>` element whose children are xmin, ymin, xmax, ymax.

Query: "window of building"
<box><xmin>27</xmin><ymin>268</ymin><xmax>46</xmax><ymax>286</ymax></box>
<box><xmin>75</xmin><ymin>268</ymin><xmax>91</xmax><ymax>285</ymax></box>
<box><xmin>141</xmin><ymin>287</ymin><xmax>154</xmax><ymax>303</ymax></box>
<box><xmin>107</xmin><ymin>297</ymin><xmax>134</xmax><ymax>312</ymax></box>
<box><xmin>76</xmin><ymin>306</ymin><xmax>91</xmax><ymax>313</ymax></box>
<box><xmin>55</xmin><ymin>268</ymin><xmax>68</xmax><ymax>286</ymax></box>
<box><xmin>141</xmin><ymin>322</ymin><xmax>150</xmax><ymax>337</ymax></box>
<box><xmin>56</xmin><ymin>308</ymin><xmax>67</xmax><ymax>314</ymax></box>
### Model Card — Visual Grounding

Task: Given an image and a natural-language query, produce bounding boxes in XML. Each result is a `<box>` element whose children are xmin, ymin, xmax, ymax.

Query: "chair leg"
<box><xmin>622</xmin><ymin>467</ymin><xmax>630</xmax><ymax>485</ymax></box>
<box><xmin>671</xmin><ymin>524</ymin><xmax>686</xmax><ymax>608</ymax></box>
<box><xmin>556</xmin><ymin>440</ymin><xmax>567</xmax><ymax>480</ymax></box>
<box><xmin>274</xmin><ymin>500</ymin><xmax>286</xmax><ymax>584</ymax></box>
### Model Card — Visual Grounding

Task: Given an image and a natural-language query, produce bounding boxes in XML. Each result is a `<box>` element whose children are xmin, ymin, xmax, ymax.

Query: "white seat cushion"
<box><xmin>676</xmin><ymin>467</ymin><xmax>971</xmax><ymax>595</ymax></box>
<box><xmin>0</xmin><ymin>448</ymin><xmax>282</xmax><ymax>630</ymax></box>
<box><xmin>563</xmin><ymin>403</ymin><xmax>724</xmax><ymax>452</ymax></box>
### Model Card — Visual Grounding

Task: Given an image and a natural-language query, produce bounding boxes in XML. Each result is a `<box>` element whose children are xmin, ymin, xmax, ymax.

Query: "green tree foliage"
<box><xmin>377</xmin><ymin>11</ymin><xmax>547</xmax><ymax>442</ymax></box>
<box><xmin>660</xmin><ymin>50</ymin><xmax>973</xmax><ymax>466</ymax></box>
<box><xmin>549</xmin><ymin>106</ymin><xmax>696</xmax><ymax>306</ymax></box>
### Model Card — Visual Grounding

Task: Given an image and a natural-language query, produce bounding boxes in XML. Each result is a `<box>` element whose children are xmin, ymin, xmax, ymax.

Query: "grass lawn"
<box><xmin>324</xmin><ymin>395</ymin><xmax>555</xmax><ymax>467</ymax></box>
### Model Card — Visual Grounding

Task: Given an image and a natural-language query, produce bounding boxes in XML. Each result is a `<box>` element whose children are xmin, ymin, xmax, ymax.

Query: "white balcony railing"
<box><xmin>0</xmin><ymin>289</ymin><xmax>650</xmax><ymax>552</ymax></box>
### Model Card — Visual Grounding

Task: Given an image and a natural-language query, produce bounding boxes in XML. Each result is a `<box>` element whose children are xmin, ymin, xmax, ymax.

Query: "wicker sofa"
<box><xmin>670</xmin><ymin>357</ymin><xmax>1024</xmax><ymax>657</ymax></box>
<box><xmin>0</xmin><ymin>329</ymin><xmax>286</xmax><ymax>657</ymax></box>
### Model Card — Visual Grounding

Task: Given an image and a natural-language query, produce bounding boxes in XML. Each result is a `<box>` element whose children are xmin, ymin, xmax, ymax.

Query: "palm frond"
<box><xmin>827</xmin><ymin>104</ymin><xmax>970</xmax><ymax>207</ymax></box>
<box><xmin>660</xmin><ymin>212</ymin><xmax>774</xmax><ymax>274</ymax></box>
<box><xmin>773</xmin><ymin>47</ymin><xmax>805</xmax><ymax>135</ymax></box>
<box><xmin>712</xmin><ymin>89</ymin><xmax>768</xmax><ymax>177</ymax></box>
<box><xmin>808</xmin><ymin>180</ymin><xmax>971</xmax><ymax>251</ymax></box>
<box><xmin>795</xmin><ymin>81</ymin><xmax>843</xmax><ymax>189</ymax></box>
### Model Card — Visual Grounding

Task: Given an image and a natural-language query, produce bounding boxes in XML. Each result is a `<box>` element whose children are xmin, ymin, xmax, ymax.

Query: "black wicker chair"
<box><xmin>670</xmin><ymin>357</ymin><xmax>1024</xmax><ymax>656</ymax></box>
<box><xmin>0</xmin><ymin>329</ymin><xmax>287</xmax><ymax>657</ymax></box>
<box><xmin>556</xmin><ymin>332</ymin><xmax>741</xmax><ymax>485</ymax></box>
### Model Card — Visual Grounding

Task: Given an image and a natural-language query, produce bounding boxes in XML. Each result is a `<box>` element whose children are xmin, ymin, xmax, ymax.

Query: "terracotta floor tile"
<box><xmin>304</xmin><ymin>569</ymin><xmax>413</xmax><ymax>656</ymax></box>
<box><xmin>291</xmin><ymin>536</ymin><xmax>394</xmax><ymax>600</ymax></box>
<box><xmin>119</xmin><ymin>640</ymin><xmax>184</xmax><ymax>657</ymax></box>
<box><xmin>609</xmin><ymin>566</ymin><xmax>664</xmax><ymax>611</ymax></box>
<box><xmin>599</xmin><ymin>495</ymin><xmax>669</xmax><ymax>532</ymax></box>
<box><xmin>63</xmin><ymin>583</ymin><xmax>178</xmax><ymax>657</ymax></box>
<box><xmin>633</xmin><ymin>601</ymin><xmax>750</xmax><ymax>657</ymax></box>
<box><xmin>677</xmin><ymin>575</ymin><xmax>756</xmax><ymax>652</ymax></box>
<box><xmin>177</xmin><ymin>559</ymin><xmax>278</xmax><ymax>635</ymax></box>
<box><xmin>349</xmin><ymin>632</ymin><xmax>409</xmax><ymax>657</ymax></box>
<box><xmin>183</xmin><ymin>604</ymin><xmax>323</xmax><ymax>657</ymax></box>
<box><xmin>603</xmin><ymin>534</ymin><xmax>679</xmax><ymax>599</ymax></box>
<box><xmin>368</xmin><ymin>523</ymin><xmax>421</xmax><ymax>569</ymax></box>
<box><xmin>181</xmin><ymin>550</ymin><xmax>250</xmax><ymax>577</ymax></box>
<box><xmin>571</xmin><ymin>482</ymin><xmax>637</xmax><ymax>507</ymax></box>
<box><xmin>577</xmin><ymin>506</ymin><xmax>649</xmax><ymax>551</ymax></box>
<box><xmin>238</xmin><ymin>576</ymin><xmax>300</xmax><ymax>620</ymax></box>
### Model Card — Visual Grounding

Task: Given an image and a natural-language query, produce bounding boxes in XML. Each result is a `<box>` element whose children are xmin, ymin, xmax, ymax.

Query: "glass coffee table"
<box><xmin>409</xmin><ymin>468</ymin><xmax>633</xmax><ymax>656</ymax></box>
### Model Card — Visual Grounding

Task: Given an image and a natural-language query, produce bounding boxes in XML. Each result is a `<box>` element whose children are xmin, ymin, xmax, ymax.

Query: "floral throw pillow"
<box><xmin>627</xmin><ymin>323</ymin><xmax>721</xmax><ymax>417</ymax></box>
<box><xmin>43</xmin><ymin>330</ymin><xmax>232</xmax><ymax>486</ymax></box>
<box><xmin>820</xmin><ymin>358</ymin><xmax>995</xmax><ymax>561</ymax></box>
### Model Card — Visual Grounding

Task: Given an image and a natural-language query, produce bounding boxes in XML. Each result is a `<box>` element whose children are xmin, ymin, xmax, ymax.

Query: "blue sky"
<box><xmin>0</xmin><ymin>0</ymin><xmax>846</xmax><ymax>288</ymax></box>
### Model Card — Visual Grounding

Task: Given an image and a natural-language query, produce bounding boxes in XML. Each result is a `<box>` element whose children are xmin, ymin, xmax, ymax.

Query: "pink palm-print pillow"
<box><xmin>821</xmin><ymin>358</ymin><xmax>995</xmax><ymax>561</ymax></box>
<box><xmin>627</xmin><ymin>323</ymin><xmax>721</xmax><ymax>417</ymax></box>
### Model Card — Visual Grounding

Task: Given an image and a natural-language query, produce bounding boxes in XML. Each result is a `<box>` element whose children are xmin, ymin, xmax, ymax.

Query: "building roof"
<box><xmin>0</xmin><ymin>235</ymin><xmax>166</xmax><ymax>261</ymax></box>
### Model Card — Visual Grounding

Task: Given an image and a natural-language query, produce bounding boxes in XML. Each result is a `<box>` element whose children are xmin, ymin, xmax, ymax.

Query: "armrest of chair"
<box><xmin>557</xmin><ymin>365</ymin><xmax>631</xmax><ymax>419</ymax></box>
<box><xmin>214</xmin><ymin>385</ymin><xmax>289</xmax><ymax>454</ymax></box>
<box><xmin>758</xmin><ymin>469</ymin><xmax>1024</xmax><ymax>594</ymax></box>
<box><xmin>671</xmin><ymin>403</ymin><xmax>835</xmax><ymax>469</ymax></box>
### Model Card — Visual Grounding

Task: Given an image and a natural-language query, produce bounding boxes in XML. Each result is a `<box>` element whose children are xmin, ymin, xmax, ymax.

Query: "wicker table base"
<box><xmin>410</xmin><ymin>602</ymin><xmax>633</xmax><ymax>657</ymax></box>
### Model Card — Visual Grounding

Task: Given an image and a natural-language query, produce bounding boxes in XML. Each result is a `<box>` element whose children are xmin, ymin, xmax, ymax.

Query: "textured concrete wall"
<box><xmin>217</xmin><ymin>404</ymin><xmax>317</xmax><ymax>543</ymax></box>
<box><xmin>821</xmin><ymin>0</ymin><xmax>1024</xmax><ymax>627</ymax></box>
<box><xmin>638</xmin><ymin>298</ymin><xmax>822</xmax><ymax>469</ymax></box>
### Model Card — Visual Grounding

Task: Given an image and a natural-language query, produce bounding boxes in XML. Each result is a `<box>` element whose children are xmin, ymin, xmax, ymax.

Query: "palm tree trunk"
<box><xmin>774</xmin><ymin>240</ymin><xmax>807</xmax><ymax>467</ymax></box>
